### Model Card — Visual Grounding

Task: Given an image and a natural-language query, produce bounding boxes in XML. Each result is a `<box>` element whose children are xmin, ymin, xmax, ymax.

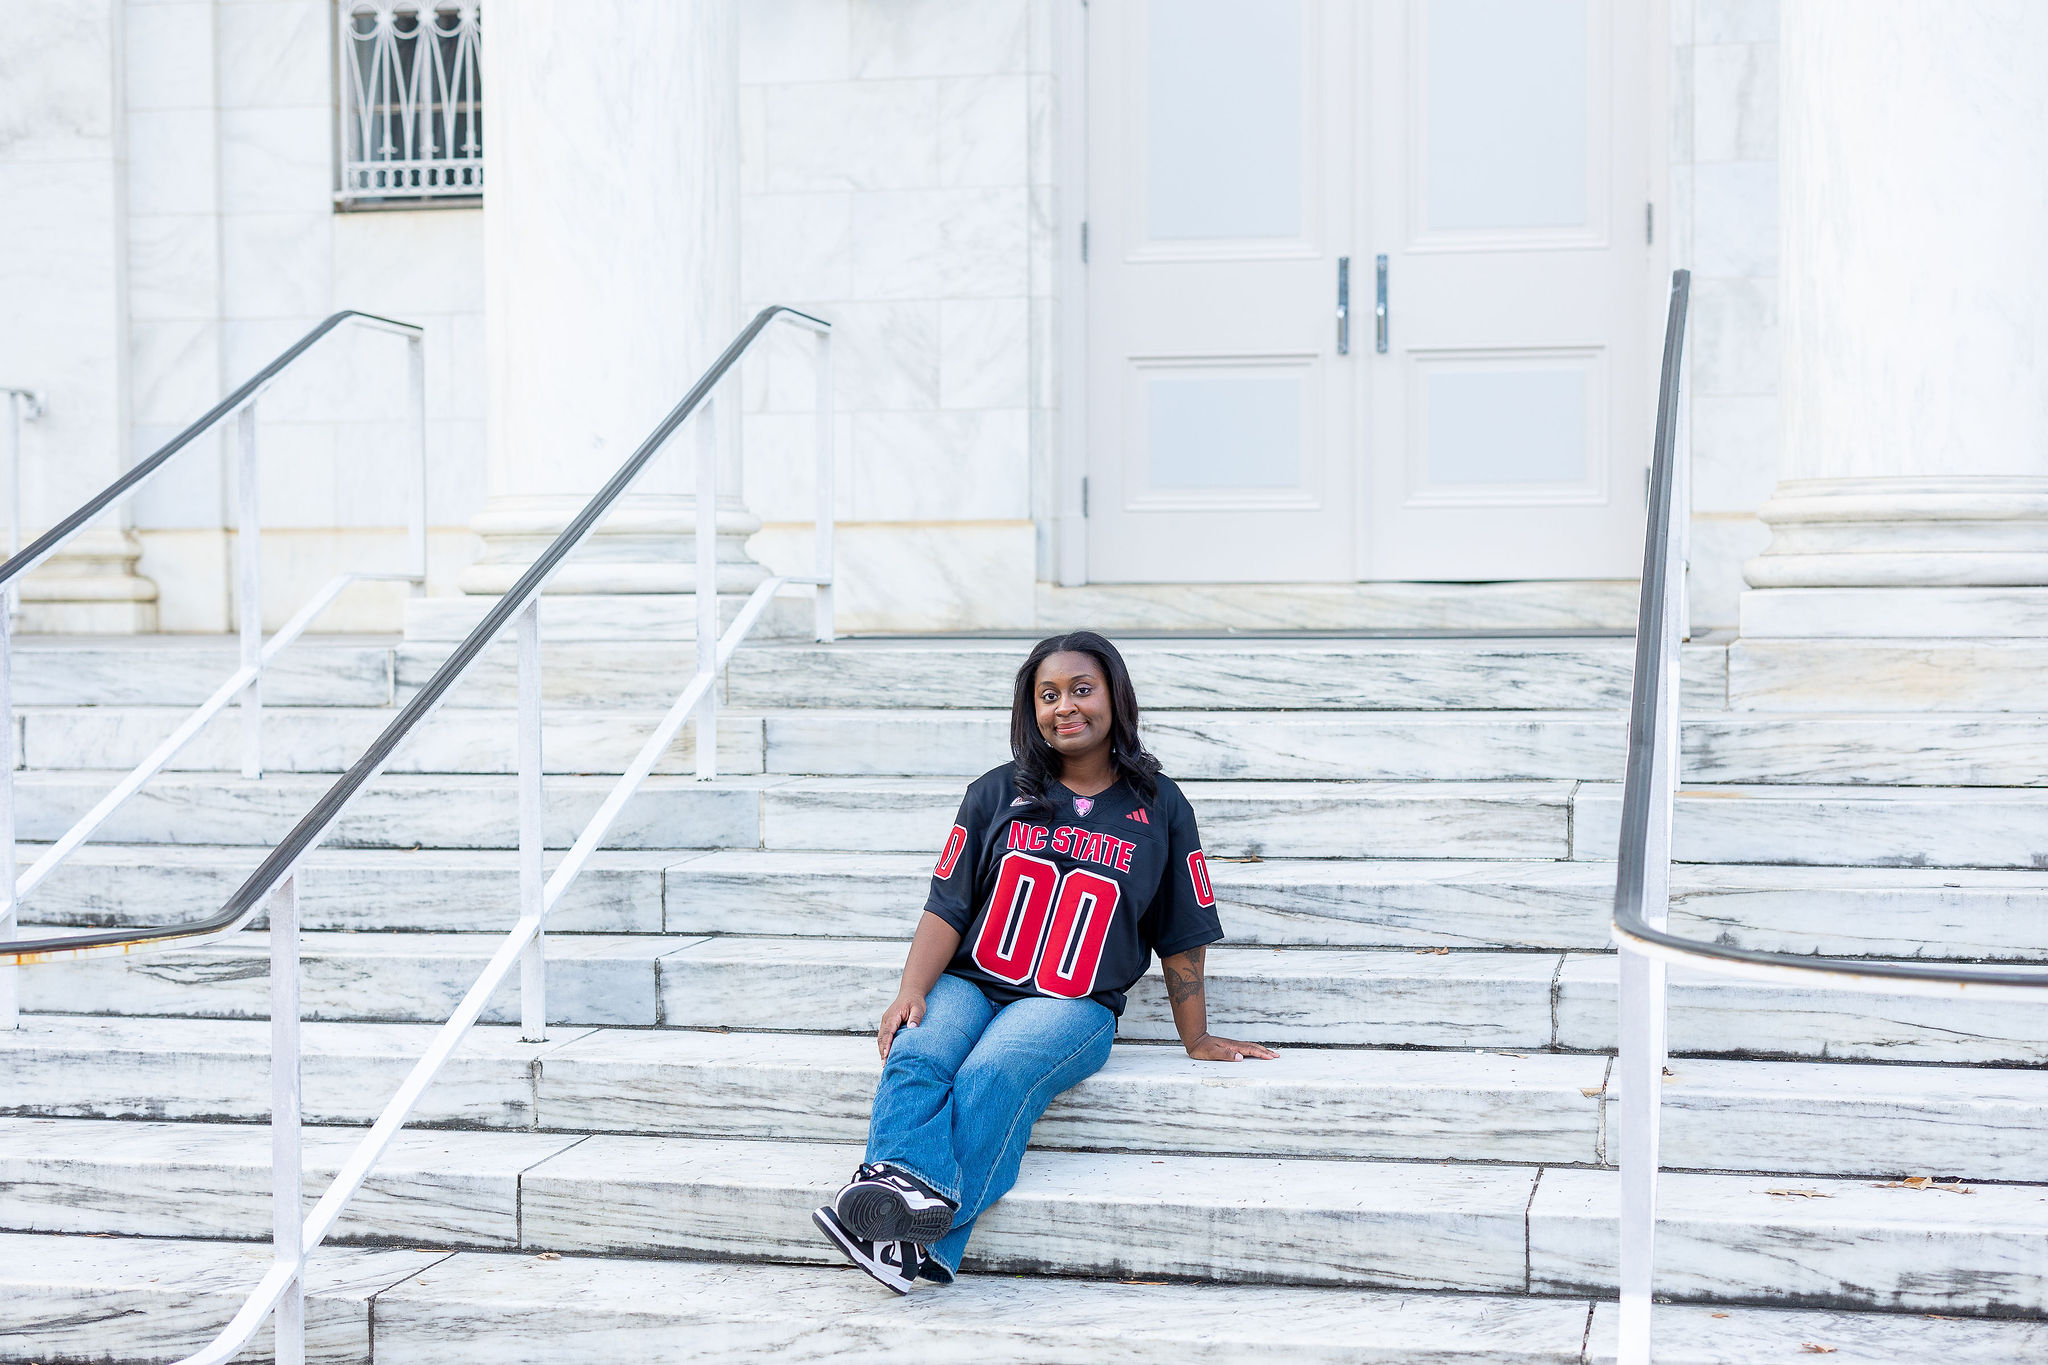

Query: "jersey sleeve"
<box><xmin>1143</xmin><ymin>786</ymin><xmax>1226</xmax><ymax>959</ymax></box>
<box><xmin>921</xmin><ymin>776</ymin><xmax>997</xmax><ymax>934</ymax></box>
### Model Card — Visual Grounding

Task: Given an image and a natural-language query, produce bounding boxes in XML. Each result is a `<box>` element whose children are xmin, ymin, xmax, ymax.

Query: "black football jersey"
<box><xmin>923</xmin><ymin>762</ymin><xmax>1224</xmax><ymax>1017</ymax></box>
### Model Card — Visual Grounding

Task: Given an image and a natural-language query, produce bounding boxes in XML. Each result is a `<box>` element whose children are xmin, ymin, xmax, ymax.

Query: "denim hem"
<box><xmin>873</xmin><ymin>1155</ymin><xmax>963</xmax><ymax>1210</ymax></box>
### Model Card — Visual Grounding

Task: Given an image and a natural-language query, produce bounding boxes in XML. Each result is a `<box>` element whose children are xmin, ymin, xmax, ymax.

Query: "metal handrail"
<box><xmin>0</xmin><ymin>315</ymin><xmax>427</xmax><ymax>1034</ymax></box>
<box><xmin>1609</xmin><ymin>272</ymin><xmax>2048</xmax><ymax>1363</ymax></box>
<box><xmin>1</xmin><ymin>304</ymin><xmax>825</xmax><ymax>964</ymax></box>
<box><xmin>0</xmin><ymin>304</ymin><xmax>832</xmax><ymax>1365</ymax></box>
<box><xmin>0</xmin><ymin>311</ymin><xmax>418</xmax><ymax>592</ymax></box>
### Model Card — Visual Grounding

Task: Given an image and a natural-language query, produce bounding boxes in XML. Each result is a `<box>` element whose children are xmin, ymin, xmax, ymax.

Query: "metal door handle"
<box><xmin>1336</xmin><ymin>257</ymin><xmax>1350</xmax><ymax>355</ymax></box>
<box><xmin>1375</xmin><ymin>254</ymin><xmax>1388</xmax><ymax>354</ymax></box>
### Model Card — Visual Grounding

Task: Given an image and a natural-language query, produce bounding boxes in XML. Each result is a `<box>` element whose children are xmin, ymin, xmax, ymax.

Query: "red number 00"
<box><xmin>972</xmin><ymin>852</ymin><xmax>1122</xmax><ymax>998</ymax></box>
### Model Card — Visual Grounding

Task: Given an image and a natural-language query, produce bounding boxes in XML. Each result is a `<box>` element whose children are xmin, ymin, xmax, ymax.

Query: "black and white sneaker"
<box><xmin>811</xmin><ymin>1204</ymin><xmax>928</xmax><ymax>1294</ymax></box>
<box><xmin>833</xmin><ymin>1162</ymin><xmax>958</xmax><ymax>1244</ymax></box>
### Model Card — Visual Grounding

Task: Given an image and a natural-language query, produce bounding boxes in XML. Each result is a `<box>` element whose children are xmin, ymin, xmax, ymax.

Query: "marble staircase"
<box><xmin>7</xmin><ymin>632</ymin><xmax>2048</xmax><ymax>1364</ymax></box>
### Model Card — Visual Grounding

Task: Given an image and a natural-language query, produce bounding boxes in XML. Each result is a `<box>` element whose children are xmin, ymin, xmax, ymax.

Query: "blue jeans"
<box><xmin>864</xmin><ymin>971</ymin><xmax>1115</xmax><ymax>1280</ymax></box>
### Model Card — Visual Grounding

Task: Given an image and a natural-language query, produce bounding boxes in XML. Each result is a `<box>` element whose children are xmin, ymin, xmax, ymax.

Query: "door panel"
<box><xmin>1083</xmin><ymin>0</ymin><xmax>1651</xmax><ymax>585</ymax></box>
<box><xmin>1086</xmin><ymin>0</ymin><xmax>1355</xmax><ymax>583</ymax></box>
<box><xmin>1367</xmin><ymin>0</ymin><xmax>1645</xmax><ymax>579</ymax></box>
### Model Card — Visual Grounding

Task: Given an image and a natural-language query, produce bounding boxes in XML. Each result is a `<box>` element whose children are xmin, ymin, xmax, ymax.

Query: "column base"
<box><xmin>404</xmin><ymin>591</ymin><xmax>812</xmax><ymax>644</ymax></box>
<box><xmin>14</xmin><ymin>528</ymin><xmax>159</xmax><ymax>635</ymax></box>
<box><xmin>1739</xmin><ymin>586</ymin><xmax>2048</xmax><ymax>639</ymax></box>
<box><xmin>454</xmin><ymin>494</ymin><xmax>771</xmax><ymax>598</ymax></box>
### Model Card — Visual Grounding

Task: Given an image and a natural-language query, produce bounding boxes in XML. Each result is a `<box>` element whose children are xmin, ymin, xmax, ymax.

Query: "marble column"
<box><xmin>433</xmin><ymin>0</ymin><xmax>774</xmax><ymax>637</ymax></box>
<box><xmin>0</xmin><ymin>0</ymin><xmax>158</xmax><ymax>633</ymax></box>
<box><xmin>1741</xmin><ymin>2</ymin><xmax>2048</xmax><ymax>636</ymax></box>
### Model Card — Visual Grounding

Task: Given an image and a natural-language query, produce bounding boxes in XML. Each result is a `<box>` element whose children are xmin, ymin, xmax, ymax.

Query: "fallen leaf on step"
<box><xmin>536</xmin><ymin>1252</ymin><xmax>561</xmax><ymax>1261</ymax></box>
<box><xmin>1709</xmin><ymin>1312</ymin><xmax>1730</xmax><ymax>1319</ymax></box>
<box><xmin>1414</xmin><ymin>946</ymin><xmax>1450</xmax><ymax>955</ymax></box>
<box><xmin>1875</xmin><ymin>1177</ymin><xmax>1973</xmax><ymax>1193</ymax></box>
<box><xmin>1497</xmin><ymin>1052</ymin><xmax>1528</xmax><ymax>1059</ymax></box>
<box><xmin>1580</xmin><ymin>1087</ymin><xmax>1605</xmax><ymax>1098</ymax></box>
<box><xmin>1765</xmin><ymin>1189</ymin><xmax>1830</xmax><ymax>1198</ymax></box>
<box><xmin>1121</xmin><ymin>1280</ymin><xmax>1168</xmax><ymax>1285</ymax></box>
<box><xmin>1212</xmin><ymin>855</ymin><xmax>1263</xmax><ymax>863</ymax></box>
<box><xmin>1799</xmin><ymin>1345</ymin><xmax>1836</xmax><ymax>1355</ymax></box>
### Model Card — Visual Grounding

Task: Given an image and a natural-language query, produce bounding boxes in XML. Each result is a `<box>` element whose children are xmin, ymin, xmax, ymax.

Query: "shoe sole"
<box><xmin>811</xmin><ymin>1207</ymin><xmax>914</xmax><ymax>1296</ymax></box>
<box><xmin>835</xmin><ymin>1182</ymin><xmax>955</xmax><ymax>1244</ymax></box>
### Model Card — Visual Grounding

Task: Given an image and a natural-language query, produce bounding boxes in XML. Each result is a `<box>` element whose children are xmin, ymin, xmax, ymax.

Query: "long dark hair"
<box><xmin>1010</xmin><ymin>630</ymin><xmax>1161</xmax><ymax>810</ymax></box>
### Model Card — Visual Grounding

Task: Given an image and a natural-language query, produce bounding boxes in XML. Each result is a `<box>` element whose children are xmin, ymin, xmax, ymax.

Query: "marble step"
<box><xmin>1727</xmin><ymin>637</ymin><xmax>2048</xmax><ymax>713</ymax></box>
<box><xmin>27</xmin><ymin>704</ymin><xmax>1625</xmax><ymax>782</ymax></box>
<box><xmin>1573</xmin><ymin>782</ymin><xmax>2048</xmax><ymax>867</ymax></box>
<box><xmin>393</xmin><ymin>634</ymin><xmax>1732</xmax><ymax>712</ymax></box>
<box><xmin>15</xmin><ymin>1231</ymin><xmax>2047</xmax><ymax>1365</ymax></box>
<box><xmin>19</xmin><ymin>704</ymin><xmax>767</xmax><ymax>776</ymax></box>
<box><xmin>18</xmin><ymin>1016</ymin><xmax>2048</xmax><ymax>1182</ymax></box>
<box><xmin>663</xmin><ymin>851</ymin><xmax>2048</xmax><ymax>959</ymax></box>
<box><xmin>757</xmin><ymin>776</ymin><xmax>1576</xmax><ymax>858</ymax></box>
<box><xmin>18</xmin><ymin>845</ymin><xmax>675</xmax><ymax>934</ymax></box>
<box><xmin>8</xmin><ymin>771</ymin><xmax>1571</xmax><ymax>857</ymax></box>
<box><xmin>27</xmin><ymin>845</ymin><xmax>2048</xmax><ymax>962</ymax></box>
<box><xmin>12</xmin><ymin>933</ymin><xmax>1562</xmax><ymax>1047</ymax></box>
<box><xmin>9</xmin><ymin>637</ymin><xmax>395</xmax><ymax>707</ymax></box>
<box><xmin>9</xmin><ymin>770</ymin><xmax>773</xmax><ymax>850</ymax></box>
<box><xmin>760</xmin><ymin>709</ymin><xmax>1629</xmax><ymax>780</ymax></box>
<box><xmin>15</xmin><ymin>1118</ymin><xmax>2046</xmax><ymax>1309</ymax></box>
<box><xmin>0</xmin><ymin>1233</ymin><xmax>444</xmax><ymax>1365</ymax></box>
<box><xmin>0</xmin><ymin>1117</ymin><xmax>582</xmax><ymax>1248</ymax></box>
<box><xmin>39</xmin><ymin>700</ymin><xmax>2048</xmax><ymax>785</ymax></box>
<box><xmin>29</xmin><ymin>929</ymin><xmax>2048</xmax><ymax>1064</ymax></box>
<box><xmin>59</xmin><ymin>700</ymin><xmax>2048</xmax><ymax>788</ymax></box>
<box><xmin>1557</xmin><ymin>954</ymin><xmax>2048</xmax><ymax>1064</ymax></box>
<box><xmin>0</xmin><ymin>1015</ymin><xmax>1607</xmax><ymax>1165</ymax></box>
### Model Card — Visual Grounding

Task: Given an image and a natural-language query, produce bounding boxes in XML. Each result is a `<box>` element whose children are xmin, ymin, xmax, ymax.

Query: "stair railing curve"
<box><xmin>0</xmin><ymin>304</ymin><xmax>833</xmax><ymax>1365</ymax></box>
<box><xmin>1612</xmin><ymin>271</ymin><xmax>2048</xmax><ymax>1363</ymax></box>
<box><xmin>0</xmin><ymin>311</ymin><xmax>428</xmax><ymax>1030</ymax></box>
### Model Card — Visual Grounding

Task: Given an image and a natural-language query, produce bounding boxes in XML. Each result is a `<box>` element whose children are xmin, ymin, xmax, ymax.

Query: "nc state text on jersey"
<box><xmin>1004</xmin><ymin>821</ymin><xmax>1136</xmax><ymax>872</ymax></box>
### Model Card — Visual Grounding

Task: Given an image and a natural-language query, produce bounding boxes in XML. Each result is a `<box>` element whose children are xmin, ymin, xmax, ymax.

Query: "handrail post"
<box><xmin>406</xmin><ymin>334</ymin><xmax>428</xmax><ymax>585</ymax></box>
<box><xmin>813</xmin><ymin>329</ymin><xmax>835</xmax><ymax>644</ymax></box>
<box><xmin>237</xmin><ymin>403</ymin><xmax>263</xmax><ymax>780</ymax></box>
<box><xmin>1616</xmin><ymin>270</ymin><xmax>1690</xmax><ymax>1365</ymax></box>
<box><xmin>0</xmin><ymin>393</ymin><xmax>18</xmax><ymax>1026</ymax></box>
<box><xmin>0</xmin><ymin>593</ymin><xmax>15</xmax><ymax>1030</ymax></box>
<box><xmin>694</xmin><ymin>394</ymin><xmax>719</xmax><ymax>781</ymax></box>
<box><xmin>516</xmin><ymin>599</ymin><xmax>545</xmax><ymax>1042</ymax></box>
<box><xmin>268</xmin><ymin>872</ymin><xmax>303</xmax><ymax>1365</ymax></box>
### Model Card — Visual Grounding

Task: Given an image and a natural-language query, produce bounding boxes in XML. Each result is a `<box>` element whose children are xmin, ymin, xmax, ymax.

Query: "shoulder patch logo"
<box><xmin>934</xmin><ymin>824</ymin><xmax>968</xmax><ymax>880</ymax></box>
<box><xmin>1010</xmin><ymin>796</ymin><xmax>1029</xmax><ymax>806</ymax></box>
<box><xmin>1073</xmin><ymin>796</ymin><xmax>1094</xmax><ymax>817</ymax></box>
<box><xmin>1125</xmin><ymin>808</ymin><xmax>1150</xmax><ymax>824</ymax></box>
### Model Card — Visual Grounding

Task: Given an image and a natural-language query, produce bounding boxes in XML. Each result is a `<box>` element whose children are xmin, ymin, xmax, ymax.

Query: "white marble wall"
<box><xmin>120</xmin><ymin>0</ymin><xmax>487</xmax><ymax>633</ymax></box>
<box><xmin>733</xmin><ymin>0</ymin><xmax>1048</xmax><ymax>630</ymax></box>
<box><xmin>1671</xmin><ymin>0</ymin><xmax>1781</xmax><ymax>628</ymax></box>
<box><xmin>18</xmin><ymin>0</ymin><xmax>1780</xmax><ymax>634</ymax></box>
<box><xmin>0</xmin><ymin>1</ymin><xmax>157</xmax><ymax>627</ymax></box>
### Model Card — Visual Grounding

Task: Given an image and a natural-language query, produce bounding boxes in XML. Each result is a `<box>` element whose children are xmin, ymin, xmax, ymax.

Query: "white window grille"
<box><xmin>338</xmin><ymin>3</ymin><xmax>482</xmax><ymax>203</ymax></box>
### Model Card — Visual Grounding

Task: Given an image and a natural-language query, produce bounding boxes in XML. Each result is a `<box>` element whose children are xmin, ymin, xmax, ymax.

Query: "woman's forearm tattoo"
<box><xmin>1165</xmin><ymin>947</ymin><xmax>1206</xmax><ymax>1006</ymax></box>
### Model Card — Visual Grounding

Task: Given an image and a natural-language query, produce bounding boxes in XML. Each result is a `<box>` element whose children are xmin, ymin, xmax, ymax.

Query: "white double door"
<box><xmin>1085</xmin><ymin>0</ymin><xmax>1653</xmax><ymax>583</ymax></box>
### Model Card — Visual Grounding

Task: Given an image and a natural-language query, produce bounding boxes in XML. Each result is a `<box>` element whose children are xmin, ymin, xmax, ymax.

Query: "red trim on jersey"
<box><xmin>934</xmin><ymin>824</ymin><xmax>968</xmax><ymax>879</ymax></box>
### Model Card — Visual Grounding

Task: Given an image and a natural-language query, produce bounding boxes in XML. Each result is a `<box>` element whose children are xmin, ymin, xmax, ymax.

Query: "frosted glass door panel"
<box><xmin>1148</xmin><ymin>374</ymin><xmax>1302</xmax><ymax>490</ymax></box>
<box><xmin>1147</xmin><ymin>0</ymin><xmax>1304</xmax><ymax>241</ymax></box>
<box><xmin>1425</xmin><ymin>367</ymin><xmax>1587</xmax><ymax>485</ymax></box>
<box><xmin>1424</xmin><ymin>0</ymin><xmax>1587</xmax><ymax>231</ymax></box>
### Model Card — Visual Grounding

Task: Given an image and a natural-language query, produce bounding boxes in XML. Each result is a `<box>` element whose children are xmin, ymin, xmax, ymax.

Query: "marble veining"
<box><xmin>655</xmin><ymin>938</ymin><xmax>1562</xmax><ymax>1047</ymax></box>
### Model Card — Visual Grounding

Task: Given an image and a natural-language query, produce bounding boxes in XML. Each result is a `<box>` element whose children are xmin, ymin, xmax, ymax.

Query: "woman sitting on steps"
<box><xmin>812</xmin><ymin>629</ymin><xmax>1279</xmax><ymax>1292</ymax></box>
